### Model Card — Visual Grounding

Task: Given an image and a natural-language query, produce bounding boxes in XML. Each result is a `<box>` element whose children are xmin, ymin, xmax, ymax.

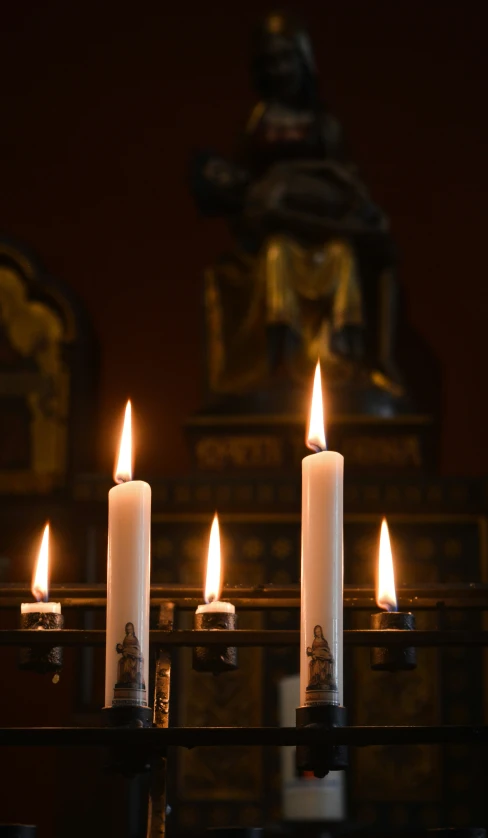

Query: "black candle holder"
<box><xmin>427</xmin><ymin>830</ymin><xmax>486</xmax><ymax>838</ymax></box>
<box><xmin>101</xmin><ymin>705</ymin><xmax>154</xmax><ymax>777</ymax></box>
<box><xmin>205</xmin><ymin>830</ymin><xmax>263</xmax><ymax>838</ymax></box>
<box><xmin>193</xmin><ymin>610</ymin><xmax>238</xmax><ymax>674</ymax></box>
<box><xmin>19</xmin><ymin>611</ymin><xmax>64</xmax><ymax>673</ymax></box>
<box><xmin>296</xmin><ymin>703</ymin><xmax>348</xmax><ymax>778</ymax></box>
<box><xmin>101</xmin><ymin>705</ymin><xmax>153</xmax><ymax>728</ymax></box>
<box><xmin>370</xmin><ymin>611</ymin><xmax>417</xmax><ymax>671</ymax></box>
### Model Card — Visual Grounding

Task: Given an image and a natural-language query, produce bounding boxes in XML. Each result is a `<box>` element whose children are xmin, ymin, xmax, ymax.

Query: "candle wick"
<box><xmin>308</xmin><ymin>442</ymin><xmax>326</xmax><ymax>454</ymax></box>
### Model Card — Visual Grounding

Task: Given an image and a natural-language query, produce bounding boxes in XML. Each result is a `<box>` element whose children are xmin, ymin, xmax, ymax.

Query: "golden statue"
<box><xmin>192</xmin><ymin>12</ymin><xmax>405</xmax><ymax>415</ymax></box>
<box><xmin>0</xmin><ymin>262</ymin><xmax>69</xmax><ymax>488</ymax></box>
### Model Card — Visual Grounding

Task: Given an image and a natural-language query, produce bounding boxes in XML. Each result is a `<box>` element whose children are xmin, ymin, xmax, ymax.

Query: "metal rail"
<box><xmin>1</xmin><ymin>582</ymin><xmax>487</xmax><ymax>609</ymax></box>
<box><xmin>0</xmin><ymin>726</ymin><xmax>486</xmax><ymax>748</ymax></box>
<box><xmin>1</xmin><ymin>629</ymin><xmax>488</xmax><ymax>646</ymax></box>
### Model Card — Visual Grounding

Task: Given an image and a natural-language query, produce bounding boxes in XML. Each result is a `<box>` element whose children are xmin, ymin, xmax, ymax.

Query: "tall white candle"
<box><xmin>20</xmin><ymin>523</ymin><xmax>62</xmax><ymax>616</ymax></box>
<box><xmin>300</xmin><ymin>361</ymin><xmax>344</xmax><ymax>707</ymax></box>
<box><xmin>105</xmin><ymin>401</ymin><xmax>152</xmax><ymax>709</ymax></box>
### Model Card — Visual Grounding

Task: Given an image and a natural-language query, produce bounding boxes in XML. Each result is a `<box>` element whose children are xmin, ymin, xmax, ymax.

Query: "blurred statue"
<box><xmin>192</xmin><ymin>11</ymin><xmax>406</xmax><ymax>414</ymax></box>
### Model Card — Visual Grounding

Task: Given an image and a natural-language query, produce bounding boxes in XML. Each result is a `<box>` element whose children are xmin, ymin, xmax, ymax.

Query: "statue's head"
<box><xmin>125</xmin><ymin>622</ymin><xmax>135</xmax><ymax>635</ymax></box>
<box><xmin>313</xmin><ymin>625</ymin><xmax>324</xmax><ymax>639</ymax></box>
<box><xmin>251</xmin><ymin>11</ymin><xmax>317</xmax><ymax>105</ymax></box>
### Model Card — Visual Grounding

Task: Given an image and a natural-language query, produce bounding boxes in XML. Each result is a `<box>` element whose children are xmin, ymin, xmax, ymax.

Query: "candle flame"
<box><xmin>114</xmin><ymin>400</ymin><xmax>132</xmax><ymax>483</ymax></box>
<box><xmin>376</xmin><ymin>518</ymin><xmax>397</xmax><ymax>611</ymax></box>
<box><xmin>306</xmin><ymin>360</ymin><xmax>326</xmax><ymax>452</ymax></box>
<box><xmin>32</xmin><ymin>523</ymin><xmax>50</xmax><ymax>602</ymax></box>
<box><xmin>204</xmin><ymin>513</ymin><xmax>222</xmax><ymax>604</ymax></box>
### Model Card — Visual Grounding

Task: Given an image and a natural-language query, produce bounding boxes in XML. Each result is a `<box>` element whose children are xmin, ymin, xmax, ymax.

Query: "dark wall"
<box><xmin>0</xmin><ymin>0</ymin><xmax>487</xmax><ymax>477</ymax></box>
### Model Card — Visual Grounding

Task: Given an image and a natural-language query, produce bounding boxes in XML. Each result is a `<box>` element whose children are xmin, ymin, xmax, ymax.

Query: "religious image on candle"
<box><xmin>105</xmin><ymin>401</ymin><xmax>152</xmax><ymax>709</ymax></box>
<box><xmin>301</xmin><ymin>361</ymin><xmax>343</xmax><ymax>707</ymax></box>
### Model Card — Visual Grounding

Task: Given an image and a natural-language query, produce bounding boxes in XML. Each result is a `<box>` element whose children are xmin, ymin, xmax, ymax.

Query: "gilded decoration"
<box><xmin>0</xmin><ymin>259</ymin><xmax>69</xmax><ymax>492</ymax></box>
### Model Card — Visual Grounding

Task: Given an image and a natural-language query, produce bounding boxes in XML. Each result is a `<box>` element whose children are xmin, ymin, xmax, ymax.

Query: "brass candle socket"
<box><xmin>193</xmin><ymin>611</ymin><xmax>238</xmax><ymax>674</ymax></box>
<box><xmin>19</xmin><ymin>612</ymin><xmax>64</xmax><ymax>673</ymax></box>
<box><xmin>370</xmin><ymin>611</ymin><xmax>417</xmax><ymax>671</ymax></box>
<box><xmin>296</xmin><ymin>703</ymin><xmax>348</xmax><ymax>778</ymax></box>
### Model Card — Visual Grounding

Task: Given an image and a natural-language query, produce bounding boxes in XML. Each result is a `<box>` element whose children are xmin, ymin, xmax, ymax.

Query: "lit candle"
<box><xmin>371</xmin><ymin>518</ymin><xmax>416</xmax><ymax>671</ymax></box>
<box><xmin>20</xmin><ymin>523</ymin><xmax>64</xmax><ymax>674</ymax></box>
<box><xmin>376</xmin><ymin>518</ymin><xmax>397</xmax><ymax>613</ymax></box>
<box><xmin>196</xmin><ymin>513</ymin><xmax>235</xmax><ymax>616</ymax></box>
<box><xmin>21</xmin><ymin>524</ymin><xmax>61</xmax><ymax>615</ymax></box>
<box><xmin>300</xmin><ymin>361</ymin><xmax>343</xmax><ymax>708</ymax></box>
<box><xmin>193</xmin><ymin>513</ymin><xmax>237</xmax><ymax>673</ymax></box>
<box><xmin>105</xmin><ymin>401</ymin><xmax>152</xmax><ymax>708</ymax></box>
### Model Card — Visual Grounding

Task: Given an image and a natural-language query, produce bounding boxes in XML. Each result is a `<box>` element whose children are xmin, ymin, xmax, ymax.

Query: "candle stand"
<box><xmin>1</xmin><ymin>582</ymin><xmax>488</xmax><ymax>836</ymax></box>
<box><xmin>369</xmin><ymin>611</ymin><xmax>417</xmax><ymax>671</ymax></box>
<box><xmin>295</xmin><ymin>704</ymin><xmax>348</xmax><ymax>777</ymax></box>
<box><xmin>19</xmin><ymin>611</ymin><xmax>64</xmax><ymax>673</ymax></box>
<box><xmin>192</xmin><ymin>610</ymin><xmax>238</xmax><ymax>674</ymax></box>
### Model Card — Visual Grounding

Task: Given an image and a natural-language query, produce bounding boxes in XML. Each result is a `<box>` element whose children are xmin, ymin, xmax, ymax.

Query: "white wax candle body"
<box><xmin>301</xmin><ymin>450</ymin><xmax>343</xmax><ymax>707</ymax></box>
<box><xmin>105</xmin><ymin>480</ymin><xmax>151</xmax><ymax>708</ymax></box>
<box><xmin>21</xmin><ymin>602</ymin><xmax>61</xmax><ymax>614</ymax></box>
<box><xmin>196</xmin><ymin>601</ymin><xmax>235</xmax><ymax>614</ymax></box>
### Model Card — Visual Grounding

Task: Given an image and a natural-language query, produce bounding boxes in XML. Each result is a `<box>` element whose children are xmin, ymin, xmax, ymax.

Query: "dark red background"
<box><xmin>0</xmin><ymin>2</ymin><xmax>487</xmax><ymax>832</ymax></box>
<box><xmin>1</xmin><ymin>0</ymin><xmax>487</xmax><ymax>479</ymax></box>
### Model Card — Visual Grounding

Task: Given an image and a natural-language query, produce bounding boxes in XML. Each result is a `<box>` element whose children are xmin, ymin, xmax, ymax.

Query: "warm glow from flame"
<box><xmin>376</xmin><ymin>518</ymin><xmax>397</xmax><ymax>611</ymax></box>
<box><xmin>114</xmin><ymin>400</ymin><xmax>132</xmax><ymax>483</ymax></box>
<box><xmin>306</xmin><ymin>360</ymin><xmax>326</xmax><ymax>452</ymax></box>
<box><xmin>204</xmin><ymin>513</ymin><xmax>222</xmax><ymax>604</ymax></box>
<box><xmin>32</xmin><ymin>523</ymin><xmax>50</xmax><ymax>602</ymax></box>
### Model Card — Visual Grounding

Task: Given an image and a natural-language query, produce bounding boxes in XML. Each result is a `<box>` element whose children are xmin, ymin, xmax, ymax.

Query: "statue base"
<box><xmin>185</xmin><ymin>410</ymin><xmax>435</xmax><ymax>474</ymax></box>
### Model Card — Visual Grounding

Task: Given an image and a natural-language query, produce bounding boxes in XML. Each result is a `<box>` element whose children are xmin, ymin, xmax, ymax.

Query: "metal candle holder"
<box><xmin>370</xmin><ymin>611</ymin><xmax>417</xmax><ymax>671</ymax></box>
<box><xmin>0</xmin><ymin>582</ymin><xmax>487</xmax><ymax>835</ymax></box>
<box><xmin>296</xmin><ymin>703</ymin><xmax>348</xmax><ymax>778</ymax></box>
<box><xmin>19</xmin><ymin>611</ymin><xmax>64</xmax><ymax>673</ymax></box>
<box><xmin>428</xmin><ymin>830</ymin><xmax>486</xmax><ymax>838</ymax></box>
<box><xmin>193</xmin><ymin>610</ymin><xmax>238</xmax><ymax>674</ymax></box>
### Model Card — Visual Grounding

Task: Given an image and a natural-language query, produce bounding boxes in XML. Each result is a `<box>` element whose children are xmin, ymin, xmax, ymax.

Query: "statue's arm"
<box><xmin>190</xmin><ymin>150</ymin><xmax>250</xmax><ymax>217</ymax></box>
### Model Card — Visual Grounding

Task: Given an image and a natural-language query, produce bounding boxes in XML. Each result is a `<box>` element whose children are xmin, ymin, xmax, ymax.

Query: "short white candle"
<box><xmin>21</xmin><ymin>602</ymin><xmax>61</xmax><ymax>614</ymax></box>
<box><xmin>300</xmin><ymin>361</ymin><xmax>344</xmax><ymax>708</ymax></box>
<box><xmin>196</xmin><ymin>513</ymin><xmax>235</xmax><ymax>615</ymax></box>
<box><xmin>196</xmin><ymin>601</ymin><xmax>235</xmax><ymax>615</ymax></box>
<box><xmin>21</xmin><ymin>524</ymin><xmax>61</xmax><ymax>617</ymax></box>
<box><xmin>105</xmin><ymin>401</ymin><xmax>151</xmax><ymax>709</ymax></box>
